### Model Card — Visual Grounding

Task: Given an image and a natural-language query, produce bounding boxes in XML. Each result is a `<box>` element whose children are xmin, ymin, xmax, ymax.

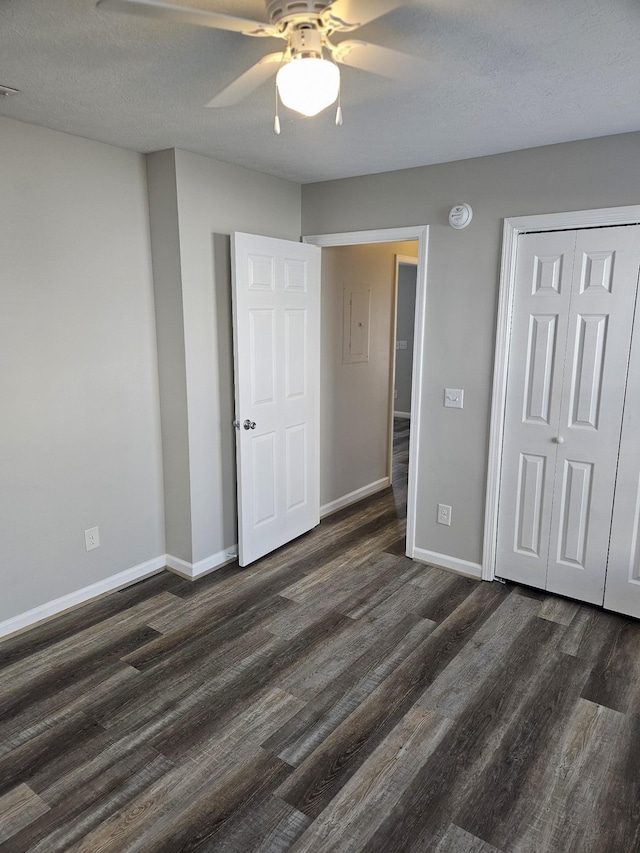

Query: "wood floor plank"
<box><xmin>580</xmin><ymin>614</ymin><xmax>640</xmax><ymax>713</ymax></box>
<box><xmin>66</xmin><ymin>749</ymin><xmax>289</xmax><ymax>853</ymax></box>
<box><xmin>453</xmin><ymin>652</ymin><xmax>591</xmax><ymax>851</ymax></box>
<box><xmin>8</xmin><ymin>750</ymin><xmax>174</xmax><ymax>853</ymax></box>
<box><xmin>276</xmin><ymin>582</ymin><xmax>507</xmax><ymax>818</ymax></box>
<box><xmin>190</xmin><ymin>794</ymin><xmax>311</xmax><ymax>853</ymax></box>
<box><xmin>0</xmin><ymin>712</ymin><xmax>108</xmax><ymax>798</ymax></box>
<box><xmin>585</xmin><ymin>710</ymin><xmax>640</xmax><ymax>852</ymax></box>
<box><xmin>538</xmin><ymin>595</ymin><xmax>581</xmax><ymax>626</ymax></box>
<box><xmin>91</xmin><ymin>626</ymin><xmax>276</xmax><ymax>734</ymax></box>
<box><xmin>290</xmin><ymin>707</ymin><xmax>453</xmax><ymax>852</ymax></box>
<box><xmin>0</xmin><ymin>659</ymin><xmax>140</xmax><ymax>757</ymax></box>
<box><xmin>262</xmin><ymin>613</ymin><xmax>434</xmax><ymax>766</ymax></box>
<box><xmin>336</xmin><ymin>555</ymin><xmax>420</xmax><ymax>620</ymax></box>
<box><xmin>0</xmin><ymin>627</ymin><xmax>159</xmax><ymax>720</ymax></box>
<box><xmin>279</xmin><ymin>513</ymin><xmax>405</xmax><ymax>605</ymax></box>
<box><xmin>0</xmin><ymin>593</ymin><xmax>178</xmax><ymax>701</ymax></box>
<box><xmin>121</xmin><ymin>590</ymin><xmax>291</xmax><ymax>672</ymax></box>
<box><xmin>146</xmin><ymin>611</ymin><xmax>353</xmax><ymax>761</ymax></box>
<box><xmin>433</xmin><ymin>824</ymin><xmax>501</xmax><ymax>853</ymax></box>
<box><xmin>361</xmin><ymin>616</ymin><xmax>570</xmax><ymax>852</ymax></box>
<box><xmin>0</xmin><ymin>783</ymin><xmax>50</xmax><ymax>845</ymax></box>
<box><xmin>494</xmin><ymin>698</ymin><xmax>625</xmax><ymax>852</ymax></box>
<box><xmin>199</xmin><ymin>687</ymin><xmax>307</xmax><ymax>760</ymax></box>
<box><xmin>416</xmin><ymin>591</ymin><xmax>542</xmax><ymax>719</ymax></box>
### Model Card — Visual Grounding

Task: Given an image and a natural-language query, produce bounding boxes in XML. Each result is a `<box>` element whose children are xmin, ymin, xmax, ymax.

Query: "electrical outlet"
<box><xmin>437</xmin><ymin>504</ymin><xmax>452</xmax><ymax>526</ymax></box>
<box><xmin>85</xmin><ymin>526</ymin><xmax>100</xmax><ymax>551</ymax></box>
<box><xmin>394</xmin><ymin>389</ymin><xmax>398</xmax><ymax>399</ymax></box>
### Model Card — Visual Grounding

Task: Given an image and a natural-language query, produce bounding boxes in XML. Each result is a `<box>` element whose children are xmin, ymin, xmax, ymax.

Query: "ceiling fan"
<box><xmin>96</xmin><ymin>0</ymin><xmax>423</xmax><ymax>127</ymax></box>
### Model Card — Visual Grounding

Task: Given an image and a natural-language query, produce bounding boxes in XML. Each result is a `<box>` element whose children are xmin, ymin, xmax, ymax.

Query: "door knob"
<box><xmin>243</xmin><ymin>419</ymin><xmax>256</xmax><ymax>430</ymax></box>
<box><xmin>553</xmin><ymin>436</ymin><xmax>565</xmax><ymax>445</ymax></box>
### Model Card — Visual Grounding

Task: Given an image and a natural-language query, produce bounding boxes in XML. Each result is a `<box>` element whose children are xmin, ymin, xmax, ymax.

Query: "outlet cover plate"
<box><xmin>437</xmin><ymin>504</ymin><xmax>452</xmax><ymax>526</ymax></box>
<box><xmin>85</xmin><ymin>526</ymin><xmax>100</xmax><ymax>551</ymax></box>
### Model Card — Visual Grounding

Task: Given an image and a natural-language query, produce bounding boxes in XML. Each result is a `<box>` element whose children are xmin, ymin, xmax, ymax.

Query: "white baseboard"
<box><xmin>411</xmin><ymin>547</ymin><xmax>483</xmax><ymax>580</ymax></box>
<box><xmin>393</xmin><ymin>411</ymin><xmax>411</xmax><ymax>420</ymax></box>
<box><xmin>320</xmin><ymin>477</ymin><xmax>390</xmax><ymax>518</ymax></box>
<box><xmin>0</xmin><ymin>555</ymin><xmax>166</xmax><ymax>640</ymax></box>
<box><xmin>165</xmin><ymin>546</ymin><xmax>238</xmax><ymax>580</ymax></box>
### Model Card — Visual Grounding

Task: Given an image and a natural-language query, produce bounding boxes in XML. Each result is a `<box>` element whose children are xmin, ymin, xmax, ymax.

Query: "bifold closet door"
<box><xmin>496</xmin><ymin>225</ymin><xmax>640</xmax><ymax>605</ymax></box>
<box><xmin>604</xmin><ymin>287</ymin><xmax>640</xmax><ymax>618</ymax></box>
<box><xmin>496</xmin><ymin>231</ymin><xmax>575</xmax><ymax>591</ymax></box>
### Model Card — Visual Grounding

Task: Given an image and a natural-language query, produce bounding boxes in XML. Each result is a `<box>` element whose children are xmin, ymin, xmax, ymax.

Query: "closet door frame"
<box><xmin>483</xmin><ymin>204</ymin><xmax>640</xmax><ymax>582</ymax></box>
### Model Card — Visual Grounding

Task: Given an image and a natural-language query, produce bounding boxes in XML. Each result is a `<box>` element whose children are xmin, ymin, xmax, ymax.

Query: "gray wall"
<box><xmin>0</xmin><ymin>117</ymin><xmax>164</xmax><ymax>621</ymax></box>
<box><xmin>148</xmin><ymin>149</ymin><xmax>302</xmax><ymax>565</ymax></box>
<box><xmin>394</xmin><ymin>262</ymin><xmax>417</xmax><ymax>416</ymax></box>
<box><xmin>302</xmin><ymin>131</ymin><xmax>640</xmax><ymax>566</ymax></box>
<box><xmin>320</xmin><ymin>241</ymin><xmax>417</xmax><ymax>507</ymax></box>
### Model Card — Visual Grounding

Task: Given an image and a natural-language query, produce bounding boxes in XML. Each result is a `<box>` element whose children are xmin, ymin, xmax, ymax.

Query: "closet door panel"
<box><xmin>604</xmin><ymin>291</ymin><xmax>640</xmax><ymax>618</ymax></box>
<box><xmin>546</xmin><ymin>226</ymin><xmax>640</xmax><ymax>604</ymax></box>
<box><xmin>496</xmin><ymin>231</ymin><xmax>575</xmax><ymax>588</ymax></box>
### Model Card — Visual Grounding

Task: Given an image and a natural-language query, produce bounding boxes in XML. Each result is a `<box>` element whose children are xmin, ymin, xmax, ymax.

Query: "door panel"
<box><xmin>232</xmin><ymin>232</ymin><xmax>321</xmax><ymax>566</ymax></box>
<box><xmin>523</xmin><ymin>314</ymin><xmax>557</xmax><ymax>424</ymax></box>
<box><xmin>496</xmin><ymin>231</ymin><xmax>575</xmax><ymax>588</ymax></box>
<box><xmin>513</xmin><ymin>453</ymin><xmax>546</xmax><ymax>557</ymax></box>
<box><xmin>604</xmin><ymin>277</ymin><xmax>640</xmax><ymax>617</ymax></box>
<box><xmin>546</xmin><ymin>226</ymin><xmax>640</xmax><ymax>603</ymax></box>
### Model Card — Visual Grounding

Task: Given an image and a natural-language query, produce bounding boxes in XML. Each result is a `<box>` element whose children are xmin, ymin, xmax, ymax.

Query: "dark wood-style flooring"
<box><xmin>2</xmin><ymin>418</ymin><xmax>640</xmax><ymax>851</ymax></box>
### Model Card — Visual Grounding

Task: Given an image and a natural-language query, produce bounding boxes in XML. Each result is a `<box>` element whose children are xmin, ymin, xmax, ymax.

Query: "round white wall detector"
<box><xmin>449</xmin><ymin>203</ymin><xmax>473</xmax><ymax>229</ymax></box>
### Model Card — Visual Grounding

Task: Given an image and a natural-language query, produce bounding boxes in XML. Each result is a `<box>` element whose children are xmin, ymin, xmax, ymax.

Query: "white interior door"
<box><xmin>604</xmin><ymin>285</ymin><xmax>640</xmax><ymax>617</ymax></box>
<box><xmin>496</xmin><ymin>231</ymin><xmax>575</xmax><ymax>590</ymax></box>
<box><xmin>232</xmin><ymin>232</ymin><xmax>321</xmax><ymax>567</ymax></box>
<box><xmin>497</xmin><ymin>225</ymin><xmax>640</xmax><ymax>604</ymax></box>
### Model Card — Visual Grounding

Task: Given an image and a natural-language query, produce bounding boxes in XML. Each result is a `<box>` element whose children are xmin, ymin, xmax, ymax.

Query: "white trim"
<box><xmin>394</xmin><ymin>411</ymin><xmax>411</xmax><ymax>420</ymax></box>
<box><xmin>0</xmin><ymin>556</ymin><xmax>166</xmax><ymax>640</ymax></box>
<box><xmin>483</xmin><ymin>204</ymin><xmax>640</xmax><ymax>583</ymax></box>
<box><xmin>165</xmin><ymin>546</ymin><xmax>238</xmax><ymax>580</ymax></box>
<box><xmin>412</xmin><ymin>547</ymin><xmax>483</xmax><ymax>579</ymax></box>
<box><xmin>304</xmin><ymin>226</ymin><xmax>424</xmax><ymax>247</ymax></box>
<box><xmin>506</xmin><ymin>204</ymin><xmax>640</xmax><ymax>233</ymax></box>
<box><xmin>304</xmin><ymin>226</ymin><xmax>429</xmax><ymax>563</ymax></box>
<box><xmin>320</xmin><ymin>477</ymin><xmax>390</xmax><ymax>518</ymax></box>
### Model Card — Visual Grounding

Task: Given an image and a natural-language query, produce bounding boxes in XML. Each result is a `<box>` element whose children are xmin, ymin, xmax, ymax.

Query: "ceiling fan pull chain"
<box><xmin>335</xmin><ymin>84</ymin><xmax>343</xmax><ymax>126</ymax></box>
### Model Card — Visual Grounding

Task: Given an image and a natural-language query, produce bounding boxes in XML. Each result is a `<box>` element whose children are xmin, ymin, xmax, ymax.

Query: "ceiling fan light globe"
<box><xmin>276</xmin><ymin>57</ymin><xmax>340</xmax><ymax>117</ymax></box>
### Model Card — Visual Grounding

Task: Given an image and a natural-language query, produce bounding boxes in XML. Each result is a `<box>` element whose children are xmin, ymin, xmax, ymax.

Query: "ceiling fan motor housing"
<box><xmin>266</xmin><ymin>1</ymin><xmax>329</xmax><ymax>27</ymax></box>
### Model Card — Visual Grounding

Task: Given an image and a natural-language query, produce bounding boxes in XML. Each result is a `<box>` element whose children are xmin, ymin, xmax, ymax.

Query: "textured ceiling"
<box><xmin>1</xmin><ymin>0</ymin><xmax>640</xmax><ymax>183</ymax></box>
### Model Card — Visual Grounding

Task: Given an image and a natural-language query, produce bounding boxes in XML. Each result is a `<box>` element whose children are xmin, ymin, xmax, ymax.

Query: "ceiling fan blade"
<box><xmin>96</xmin><ymin>0</ymin><xmax>276</xmax><ymax>37</ymax></box>
<box><xmin>332</xmin><ymin>40</ymin><xmax>426</xmax><ymax>81</ymax></box>
<box><xmin>322</xmin><ymin>0</ymin><xmax>405</xmax><ymax>32</ymax></box>
<box><xmin>206</xmin><ymin>52</ymin><xmax>284</xmax><ymax>107</ymax></box>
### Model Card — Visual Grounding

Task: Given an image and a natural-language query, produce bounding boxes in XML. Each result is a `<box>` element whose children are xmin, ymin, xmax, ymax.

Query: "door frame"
<box><xmin>483</xmin><ymin>204</ymin><xmax>640</xmax><ymax>582</ymax></box>
<box><xmin>303</xmin><ymin>226</ymin><xmax>429</xmax><ymax>561</ymax></box>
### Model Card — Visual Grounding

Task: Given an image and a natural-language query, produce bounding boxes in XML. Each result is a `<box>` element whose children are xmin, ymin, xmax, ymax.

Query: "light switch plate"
<box><xmin>444</xmin><ymin>388</ymin><xmax>464</xmax><ymax>408</ymax></box>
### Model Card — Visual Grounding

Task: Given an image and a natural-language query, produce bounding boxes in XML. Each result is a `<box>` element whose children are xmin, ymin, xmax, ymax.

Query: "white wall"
<box><xmin>302</xmin><ymin>131</ymin><xmax>640</xmax><ymax>568</ymax></box>
<box><xmin>147</xmin><ymin>149</ymin><xmax>302</xmax><ymax>567</ymax></box>
<box><xmin>0</xmin><ymin>117</ymin><xmax>164</xmax><ymax>622</ymax></box>
<box><xmin>320</xmin><ymin>241</ymin><xmax>417</xmax><ymax>507</ymax></box>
